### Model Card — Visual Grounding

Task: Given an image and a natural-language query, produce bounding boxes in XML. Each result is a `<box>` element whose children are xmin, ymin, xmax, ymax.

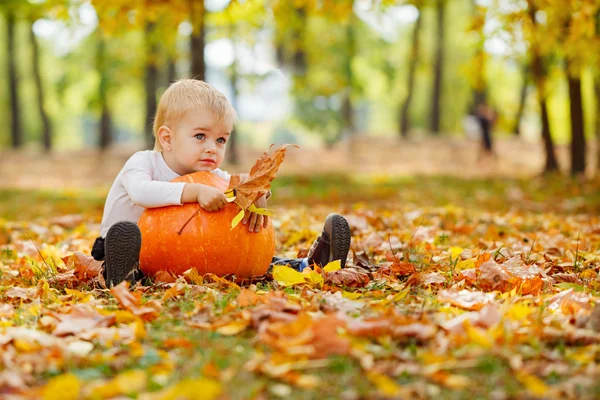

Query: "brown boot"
<box><xmin>307</xmin><ymin>214</ymin><xmax>351</xmax><ymax>268</ymax></box>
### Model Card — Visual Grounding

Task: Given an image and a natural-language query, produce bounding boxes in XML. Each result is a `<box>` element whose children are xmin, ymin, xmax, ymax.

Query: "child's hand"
<box><xmin>196</xmin><ymin>185</ymin><xmax>228</xmax><ymax>212</ymax></box>
<box><xmin>243</xmin><ymin>195</ymin><xmax>269</xmax><ymax>233</ymax></box>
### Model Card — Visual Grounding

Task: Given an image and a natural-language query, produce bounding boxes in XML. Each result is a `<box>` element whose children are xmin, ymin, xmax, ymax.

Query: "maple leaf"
<box><xmin>325</xmin><ymin>268</ymin><xmax>370</xmax><ymax>288</ymax></box>
<box><xmin>437</xmin><ymin>289</ymin><xmax>496</xmax><ymax>311</ymax></box>
<box><xmin>50</xmin><ymin>305</ymin><xmax>116</xmax><ymax>337</ymax></box>
<box><xmin>110</xmin><ymin>281</ymin><xmax>161</xmax><ymax>321</ymax></box>
<box><xmin>62</xmin><ymin>252</ymin><xmax>103</xmax><ymax>283</ymax></box>
<box><xmin>228</xmin><ymin>144</ymin><xmax>298</xmax><ymax>210</ymax></box>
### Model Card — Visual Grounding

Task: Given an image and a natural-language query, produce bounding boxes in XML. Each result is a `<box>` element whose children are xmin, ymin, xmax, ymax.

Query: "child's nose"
<box><xmin>205</xmin><ymin>143</ymin><xmax>216</xmax><ymax>153</ymax></box>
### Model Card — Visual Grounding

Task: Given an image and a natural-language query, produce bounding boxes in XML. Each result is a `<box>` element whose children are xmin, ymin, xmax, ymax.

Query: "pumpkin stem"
<box><xmin>177</xmin><ymin>207</ymin><xmax>201</xmax><ymax>235</ymax></box>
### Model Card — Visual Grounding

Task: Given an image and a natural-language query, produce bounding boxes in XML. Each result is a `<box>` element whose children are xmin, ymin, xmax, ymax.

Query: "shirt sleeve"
<box><xmin>120</xmin><ymin>154</ymin><xmax>186</xmax><ymax>208</ymax></box>
<box><xmin>213</xmin><ymin>168</ymin><xmax>231</xmax><ymax>183</ymax></box>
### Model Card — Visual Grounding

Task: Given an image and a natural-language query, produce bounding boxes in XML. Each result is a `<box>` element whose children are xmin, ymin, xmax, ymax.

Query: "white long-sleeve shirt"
<box><xmin>99</xmin><ymin>150</ymin><xmax>230</xmax><ymax>237</ymax></box>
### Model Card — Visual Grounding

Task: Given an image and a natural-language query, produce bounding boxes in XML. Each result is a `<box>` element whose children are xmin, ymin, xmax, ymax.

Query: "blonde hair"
<box><xmin>153</xmin><ymin>79</ymin><xmax>237</xmax><ymax>151</ymax></box>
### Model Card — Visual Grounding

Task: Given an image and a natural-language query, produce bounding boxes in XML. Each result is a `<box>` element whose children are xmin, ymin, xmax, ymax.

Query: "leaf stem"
<box><xmin>177</xmin><ymin>207</ymin><xmax>201</xmax><ymax>235</ymax></box>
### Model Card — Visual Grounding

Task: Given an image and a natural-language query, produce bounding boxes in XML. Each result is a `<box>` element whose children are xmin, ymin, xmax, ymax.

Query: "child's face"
<box><xmin>161</xmin><ymin>107</ymin><xmax>232</xmax><ymax>175</ymax></box>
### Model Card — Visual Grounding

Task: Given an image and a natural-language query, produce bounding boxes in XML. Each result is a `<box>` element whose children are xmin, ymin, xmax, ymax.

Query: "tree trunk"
<box><xmin>470</xmin><ymin>0</ymin><xmax>486</xmax><ymax>110</ymax></box>
<box><xmin>227</xmin><ymin>17</ymin><xmax>239</xmax><ymax>165</ymax></box>
<box><xmin>167</xmin><ymin>56</ymin><xmax>176</xmax><ymax>84</ymax></box>
<box><xmin>594</xmin><ymin>76</ymin><xmax>600</xmax><ymax>174</ymax></box>
<box><xmin>341</xmin><ymin>14</ymin><xmax>356</xmax><ymax>141</ymax></box>
<box><xmin>293</xmin><ymin>7</ymin><xmax>307</xmax><ymax>75</ymax></box>
<box><xmin>144</xmin><ymin>22</ymin><xmax>158</xmax><ymax>148</ymax></box>
<box><xmin>539</xmin><ymin>96</ymin><xmax>558</xmax><ymax>172</ymax></box>
<box><xmin>531</xmin><ymin>55</ymin><xmax>558</xmax><ymax>173</ymax></box>
<box><xmin>430</xmin><ymin>0</ymin><xmax>446</xmax><ymax>134</ymax></box>
<box><xmin>189</xmin><ymin>0</ymin><xmax>205</xmax><ymax>81</ymax></box>
<box><xmin>30</xmin><ymin>21</ymin><xmax>52</xmax><ymax>152</ymax></box>
<box><xmin>513</xmin><ymin>63</ymin><xmax>528</xmax><ymax>136</ymax></box>
<box><xmin>97</xmin><ymin>35</ymin><xmax>112</xmax><ymax>150</ymax></box>
<box><xmin>528</xmin><ymin>2</ymin><xmax>558</xmax><ymax>174</ymax></box>
<box><xmin>7</xmin><ymin>10</ymin><xmax>22</xmax><ymax>149</ymax></box>
<box><xmin>399</xmin><ymin>7</ymin><xmax>422</xmax><ymax>138</ymax></box>
<box><xmin>568</xmin><ymin>70</ymin><xmax>586</xmax><ymax>176</ymax></box>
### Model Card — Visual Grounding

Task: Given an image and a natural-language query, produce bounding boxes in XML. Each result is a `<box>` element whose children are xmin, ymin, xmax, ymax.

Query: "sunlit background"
<box><xmin>1</xmin><ymin>0</ymin><xmax>599</xmax><ymax>181</ymax></box>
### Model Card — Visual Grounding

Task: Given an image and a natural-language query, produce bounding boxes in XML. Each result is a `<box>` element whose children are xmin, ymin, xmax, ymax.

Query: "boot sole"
<box><xmin>330</xmin><ymin>215</ymin><xmax>351</xmax><ymax>268</ymax></box>
<box><xmin>104</xmin><ymin>221</ymin><xmax>141</xmax><ymax>287</ymax></box>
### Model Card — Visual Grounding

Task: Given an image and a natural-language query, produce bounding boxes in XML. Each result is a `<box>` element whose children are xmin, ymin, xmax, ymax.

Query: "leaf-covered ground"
<box><xmin>2</xmin><ymin>175</ymin><xmax>600</xmax><ymax>399</ymax></box>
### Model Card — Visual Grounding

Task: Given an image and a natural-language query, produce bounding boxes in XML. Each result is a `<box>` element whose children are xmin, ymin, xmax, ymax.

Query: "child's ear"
<box><xmin>157</xmin><ymin>126</ymin><xmax>173</xmax><ymax>151</ymax></box>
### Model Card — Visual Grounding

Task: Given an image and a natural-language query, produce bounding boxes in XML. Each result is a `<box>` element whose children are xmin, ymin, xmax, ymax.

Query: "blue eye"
<box><xmin>217</xmin><ymin>137</ymin><xmax>227</xmax><ymax>144</ymax></box>
<box><xmin>195</xmin><ymin>134</ymin><xmax>205</xmax><ymax>140</ymax></box>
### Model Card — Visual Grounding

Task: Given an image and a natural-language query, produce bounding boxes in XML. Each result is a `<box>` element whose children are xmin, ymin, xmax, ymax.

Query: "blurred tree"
<box><xmin>469</xmin><ymin>0</ymin><xmax>487</xmax><ymax>109</ymax></box>
<box><xmin>5</xmin><ymin>7</ymin><xmax>22</xmax><ymax>149</ymax></box>
<box><xmin>29</xmin><ymin>16</ymin><xmax>53</xmax><ymax>151</ymax></box>
<box><xmin>144</xmin><ymin>22</ymin><xmax>159</xmax><ymax>148</ymax></box>
<box><xmin>526</xmin><ymin>1</ymin><xmax>559</xmax><ymax>173</ymax></box>
<box><xmin>512</xmin><ymin>64</ymin><xmax>528</xmax><ymax>136</ymax></box>
<box><xmin>595</xmin><ymin>74</ymin><xmax>600</xmax><ymax>171</ymax></box>
<box><xmin>495</xmin><ymin>0</ymin><xmax>560</xmax><ymax>173</ymax></box>
<box><xmin>430</xmin><ymin>0</ymin><xmax>446</xmax><ymax>134</ymax></box>
<box><xmin>96</xmin><ymin>33</ymin><xmax>112</xmax><ymax>150</ymax></box>
<box><xmin>341</xmin><ymin>10</ymin><xmax>357</xmax><ymax>142</ymax></box>
<box><xmin>271</xmin><ymin>0</ymin><xmax>359</xmax><ymax>145</ymax></box>
<box><xmin>399</xmin><ymin>1</ymin><xmax>422</xmax><ymax>138</ymax></box>
<box><xmin>189</xmin><ymin>0</ymin><xmax>206</xmax><ymax>80</ymax></box>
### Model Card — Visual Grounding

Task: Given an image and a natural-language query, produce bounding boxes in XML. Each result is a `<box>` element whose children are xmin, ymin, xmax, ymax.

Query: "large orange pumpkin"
<box><xmin>138</xmin><ymin>171</ymin><xmax>275</xmax><ymax>278</ymax></box>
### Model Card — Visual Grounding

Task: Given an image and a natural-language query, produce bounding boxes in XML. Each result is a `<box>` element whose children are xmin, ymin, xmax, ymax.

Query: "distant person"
<box><xmin>475</xmin><ymin>103</ymin><xmax>497</xmax><ymax>161</ymax></box>
<box><xmin>90</xmin><ymin>79</ymin><xmax>351</xmax><ymax>287</ymax></box>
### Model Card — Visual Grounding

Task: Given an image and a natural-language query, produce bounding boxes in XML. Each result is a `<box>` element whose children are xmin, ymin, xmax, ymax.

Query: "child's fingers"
<box><xmin>248</xmin><ymin>213</ymin><xmax>258</xmax><ymax>232</ymax></box>
<box><xmin>263</xmin><ymin>216</ymin><xmax>269</xmax><ymax>228</ymax></box>
<box><xmin>255</xmin><ymin>215</ymin><xmax>263</xmax><ymax>232</ymax></box>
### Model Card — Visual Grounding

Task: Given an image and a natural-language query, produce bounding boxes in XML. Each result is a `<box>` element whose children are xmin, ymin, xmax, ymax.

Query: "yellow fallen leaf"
<box><xmin>580</xmin><ymin>269</ymin><xmax>597</xmax><ymax>280</ymax></box>
<box><xmin>183</xmin><ymin>268</ymin><xmax>204</xmax><ymax>285</ymax></box>
<box><xmin>323</xmin><ymin>260</ymin><xmax>341</xmax><ymax>272</ymax></box>
<box><xmin>273</xmin><ymin>265</ymin><xmax>306</xmax><ymax>287</ymax></box>
<box><xmin>91</xmin><ymin>370</ymin><xmax>147</xmax><ymax>398</ymax></box>
<box><xmin>43</xmin><ymin>373</ymin><xmax>80</xmax><ymax>400</ymax></box>
<box><xmin>443</xmin><ymin>374</ymin><xmax>470</xmax><ymax>389</ymax></box>
<box><xmin>342</xmin><ymin>291</ymin><xmax>362</xmax><ymax>300</ymax></box>
<box><xmin>132</xmin><ymin>317</ymin><xmax>147</xmax><ymax>340</ymax></box>
<box><xmin>248</xmin><ymin>203</ymin><xmax>274</xmax><ymax>216</ymax></box>
<box><xmin>449</xmin><ymin>247</ymin><xmax>463</xmax><ymax>259</ymax></box>
<box><xmin>506</xmin><ymin>303</ymin><xmax>533</xmax><ymax>321</ymax></box>
<box><xmin>457</xmin><ymin>259</ymin><xmax>475</xmax><ymax>270</ymax></box>
<box><xmin>65</xmin><ymin>288</ymin><xmax>92</xmax><ymax>302</ymax></box>
<box><xmin>368</xmin><ymin>372</ymin><xmax>401</xmax><ymax>396</ymax></box>
<box><xmin>465</xmin><ymin>322</ymin><xmax>493</xmax><ymax>348</ymax></box>
<box><xmin>304</xmin><ymin>269</ymin><xmax>324</xmax><ymax>286</ymax></box>
<box><xmin>158</xmin><ymin>378</ymin><xmax>222</xmax><ymax>400</ymax></box>
<box><xmin>231</xmin><ymin>209</ymin><xmax>245</xmax><ymax>230</ymax></box>
<box><xmin>216</xmin><ymin>320</ymin><xmax>248</xmax><ymax>336</ymax></box>
<box><xmin>517</xmin><ymin>372</ymin><xmax>549</xmax><ymax>397</ymax></box>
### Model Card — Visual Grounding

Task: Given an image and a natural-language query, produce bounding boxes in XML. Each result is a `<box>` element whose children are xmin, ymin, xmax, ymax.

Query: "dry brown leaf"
<box><xmin>478</xmin><ymin>260</ymin><xmax>515</xmax><ymax>292</ymax></box>
<box><xmin>48</xmin><ymin>214</ymin><xmax>84</xmax><ymax>229</ymax></box>
<box><xmin>228</xmin><ymin>144</ymin><xmax>297</xmax><ymax>209</ymax></box>
<box><xmin>237</xmin><ymin>289</ymin><xmax>266</xmax><ymax>307</ymax></box>
<box><xmin>406</xmin><ymin>272</ymin><xmax>446</xmax><ymax>287</ymax></box>
<box><xmin>62</xmin><ymin>252</ymin><xmax>103</xmax><ymax>283</ymax></box>
<box><xmin>325</xmin><ymin>269</ymin><xmax>370</xmax><ymax>287</ymax></box>
<box><xmin>51</xmin><ymin>305</ymin><xmax>115</xmax><ymax>337</ymax></box>
<box><xmin>437</xmin><ymin>289</ymin><xmax>496</xmax><ymax>311</ymax></box>
<box><xmin>552</xmin><ymin>273</ymin><xmax>582</xmax><ymax>285</ymax></box>
<box><xmin>110</xmin><ymin>281</ymin><xmax>161</xmax><ymax>321</ymax></box>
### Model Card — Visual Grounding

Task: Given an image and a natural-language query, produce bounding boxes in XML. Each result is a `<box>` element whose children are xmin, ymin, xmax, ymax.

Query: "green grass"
<box><xmin>2</xmin><ymin>174</ymin><xmax>600</xmax><ymax>222</ymax></box>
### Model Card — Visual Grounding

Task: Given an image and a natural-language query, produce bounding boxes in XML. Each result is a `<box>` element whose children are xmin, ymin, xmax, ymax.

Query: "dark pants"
<box><xmin>91</xmin><ymin>236</ymin><xmax>306</xmax><ymax>282</ymax></box>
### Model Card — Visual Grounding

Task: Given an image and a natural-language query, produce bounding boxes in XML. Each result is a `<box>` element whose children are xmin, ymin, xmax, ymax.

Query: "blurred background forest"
<box><xmin>2</xmin><ymin>0</ymin><xmax>600</xmax><ymax>183</ymax></box>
